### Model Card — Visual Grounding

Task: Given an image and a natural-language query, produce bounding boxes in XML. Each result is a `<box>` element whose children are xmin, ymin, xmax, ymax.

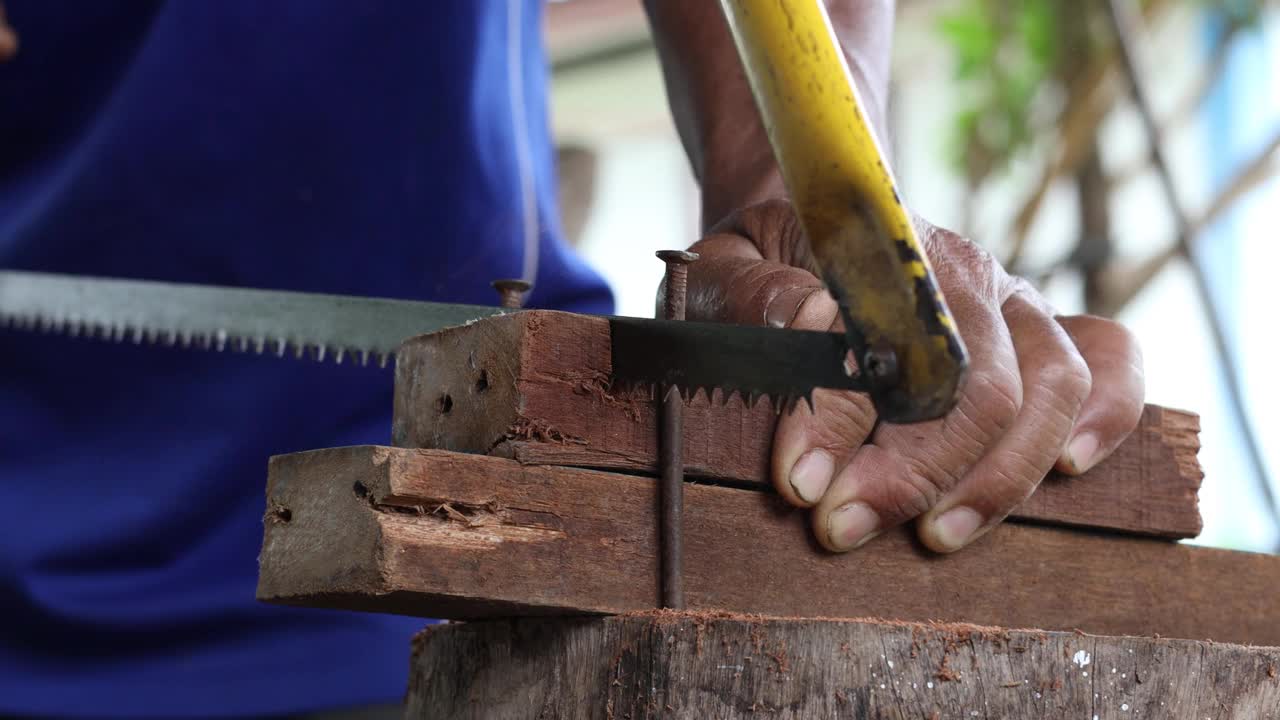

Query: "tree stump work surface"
<box><xmin>392</xmin><ymin>311</ymin><xmax>1202</xmax><ymax>539</ymax></box>
<box><xmin>406</xmin><ymin>613</ymin><xmax>1280</xmax><ymax>720</ymax></box>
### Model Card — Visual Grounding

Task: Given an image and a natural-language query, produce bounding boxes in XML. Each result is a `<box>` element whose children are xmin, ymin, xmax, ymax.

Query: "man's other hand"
<box><xmin>677</xmin><ymin>199</ymin><xmax>1145</xmax><ymax>553</ymax></box>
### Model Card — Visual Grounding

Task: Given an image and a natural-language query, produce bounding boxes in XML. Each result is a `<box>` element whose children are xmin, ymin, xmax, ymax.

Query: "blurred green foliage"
<box><xmin>936</xmin><ymin>0</ymin><xmax>1265</xmax><ymax>186</ymax></box>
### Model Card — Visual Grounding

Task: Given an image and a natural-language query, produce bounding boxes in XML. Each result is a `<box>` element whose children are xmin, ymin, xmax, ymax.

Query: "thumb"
<box><xmin>678</xmin><ymin>232</ymin><xmax>877</xmax><ymax>512</ymax></box>
<box><xmin>681</xmin><ymin>233</ymin><xmax>837</xmax><ymax>329</ymax></box>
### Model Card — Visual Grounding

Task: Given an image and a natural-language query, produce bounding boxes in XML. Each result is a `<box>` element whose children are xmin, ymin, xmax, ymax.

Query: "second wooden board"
<box><xmin>258</xmin><ymin>445</ymin><xmax>1275</xmax><ymax>645</ymax></box>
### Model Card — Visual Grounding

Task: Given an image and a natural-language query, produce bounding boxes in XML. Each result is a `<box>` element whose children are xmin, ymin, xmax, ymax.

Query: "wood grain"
<box><xmin>257</xmin><ymin>446</ymin><xmax>1278</xmax><ymax>645</ymax></box>
<box><xmin>406</xmin><ymin>613</ymin><xmax>1280</xmax><ymax>719</ymax></box>
<box><xmin>391</xmin><ymin>311</ymin><xmax>1203</xmax><ymax>539</ymax></box>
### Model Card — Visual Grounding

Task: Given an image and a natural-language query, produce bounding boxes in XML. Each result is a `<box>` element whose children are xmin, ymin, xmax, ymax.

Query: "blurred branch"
<box><xmin>1076</xmin><ymin>142</ymin><xmax>1115</xmax><ymax>313</ymax></box>
<box><xmin>1095</xmin><ymin>121</ymin><xmax>1274</xmax><ymax>312</ymax></box>
<box><xmin>1100</xmin><ymin>125</ymin><xmax>1280</xmax><ymax>315</ymax></box>
<box><xmin>1107</xmin><ymin>18</ymin><xmax>1244</xmax><ymax>188</ymax></box>
<box><xmin>1189</xmin><ymin>126</ymin><xmax>1280</xmax><ymax>235</ymax></box>
<box><xmin>1000</xmin><ymin>0</ymin><xmax>1178</xmax><ymax>273</ymax></box>
<box><xmin>1106</xmin><ymin>0</ymin><xmax>1280</xmax><ymax>536</ymax></box>
<box><xmin>1006</xmin><ymin>60</ymin><xmax>1117</xmax><ymax>272</ymax></box>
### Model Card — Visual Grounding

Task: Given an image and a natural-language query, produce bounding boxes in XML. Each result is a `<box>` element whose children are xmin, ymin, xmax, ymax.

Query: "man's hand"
<box><xmin>644</xmin><ymin>0</ymin><xmax>1144</xmax><ymax>551</ymax></box>
<box><xmin>680</xmin><ymin>200</ymin><xmax>1145</xmax><ymax>552</ymax></box>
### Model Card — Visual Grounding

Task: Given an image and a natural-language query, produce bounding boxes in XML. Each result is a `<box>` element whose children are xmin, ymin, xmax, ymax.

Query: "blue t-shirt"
<box><xmin>0</xmin><ymin>2</ymin><xmax>612</xmax><ymax>716</ymax></box>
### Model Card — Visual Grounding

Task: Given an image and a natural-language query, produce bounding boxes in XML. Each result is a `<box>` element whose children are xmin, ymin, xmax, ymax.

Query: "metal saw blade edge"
<box><xmin>0</xmin><ymin>270</ymin><xmax>506</xmax><ymax>366</ymax></box>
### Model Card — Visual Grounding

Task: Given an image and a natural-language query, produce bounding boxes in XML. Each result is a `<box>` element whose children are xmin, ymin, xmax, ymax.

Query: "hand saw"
<box><xmin>0</xmin><ymin>269</ymin><xmax>864</xmax><ymax>413</ymax></box>
<box><xmin>721</xmin><ymin>0</ymin><xmax>970</xmax><ymax>422</ymax></box>
<box><xmin>1</xmin><ymin>1</ymin><xmax>968</xmax><ymax>423</ymax></box>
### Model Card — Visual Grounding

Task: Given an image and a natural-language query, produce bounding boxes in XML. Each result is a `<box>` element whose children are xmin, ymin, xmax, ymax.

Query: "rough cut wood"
<box><xmin>257</xmin><ymin>446</ymin><xmax>1279</xmax><ymax>645</ymax></box>
<box><xmin>406</xmin><ymin>613</ymin><xmax>1280</xmax><ymax>719</ymax></box>
<box><xmin>391</xmin><ymin>310</ymin><xmax>1202</xmax><ymax>539</ymax></box>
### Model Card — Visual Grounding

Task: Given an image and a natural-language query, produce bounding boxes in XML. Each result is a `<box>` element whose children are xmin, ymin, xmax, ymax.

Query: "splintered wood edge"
<box><xmin>1155</xmin><ymin>405</ymin><xmax>1203</xmax><ymax>503</ymax></box>
<box><xmin>406</xmin><ymin>613</ymin><xmax>1280</xmax><ymax>719</ymax></box>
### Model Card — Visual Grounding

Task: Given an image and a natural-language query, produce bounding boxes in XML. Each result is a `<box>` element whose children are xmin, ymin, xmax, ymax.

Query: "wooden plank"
<box><xmin>391</xmin><ymin>311</ymin><xmax>1203</xmax><ymax>539</ymax></box>
<box><xmin>405</xmin><ymin>613</ymin><xmax>1280</xmax><ymax>719</ymax></box>
<box><xmin>257</xmin><ymin>446</ymin><xmax>1278</xmax><ymax>645</ymax></box>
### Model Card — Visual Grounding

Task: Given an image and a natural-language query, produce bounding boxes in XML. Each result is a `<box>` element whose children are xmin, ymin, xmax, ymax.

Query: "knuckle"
<box><xmin>901</xmin><ymin>453</ymin><xmax>959</xmax><ymax>501</ymax></box>
<box><xmin>959</xmin><ymin>366</ymin><xmax>1021</xmax><ymax>434</ymax></box>
<box><xmin>974</xmin><ymin>461</ymin><xmax>1041</xmax><ymax>512</ymax></box>
<box><xmin>806</xmin><ymin>390</ymin><xmax>876</xmax><ymax>448</ymax></box>
<box><xmin>1037</xmin><ymin>353</ymin><xmax>1093</xmax><ymax>414</ymax></box>
<box><xmin>887</xmin><ymin>469</ymin><xmax>939</xmax><ymax>522</ymax></box>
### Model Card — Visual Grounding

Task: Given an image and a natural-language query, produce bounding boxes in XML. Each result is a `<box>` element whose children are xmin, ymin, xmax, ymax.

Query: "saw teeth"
<box><xmin>799</xmin><ymin>391</ymin><xmax>815</xmax><ymax>415</ymax></box>
<box><xmin>695</xmin><ymin>384</ymin><xmax>714</xmax><ymax>403</ymax></box>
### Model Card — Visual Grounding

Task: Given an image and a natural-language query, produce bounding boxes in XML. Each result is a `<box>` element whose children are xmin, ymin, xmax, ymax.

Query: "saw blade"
<box><xmin>0</xmin><ymin>270</ymin><xmax>505</xmax><ymax>367</ymax></box>
<box><xmin>0</xmin><ymin>270</ymin><xmax>869</xmax><ymax>410</ymax></box>
<box><xmin>609</xmin><ymin>316</ymin><xmax>864</xmax><ymax>413</ymax></box>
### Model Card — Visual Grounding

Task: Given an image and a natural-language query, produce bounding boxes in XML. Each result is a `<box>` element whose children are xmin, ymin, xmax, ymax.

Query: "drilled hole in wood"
<box><xmin>475</xmin><ymin>370</ymin><xmax>489</xmax><ymax>393</ymax></box>
<box><xmin>437</xmin><ymin>394</ymin><xmax>453</xmax><ymax>413</ymax></box>
<box><xmin>353</xmin><ymin>481</ymin><xmax>368</xmax><ymax>499</ymax></box>
<box><xmin>267</xmin><ymin>502</ymin><xmax>292</xmax><ymax>523</ymax></box>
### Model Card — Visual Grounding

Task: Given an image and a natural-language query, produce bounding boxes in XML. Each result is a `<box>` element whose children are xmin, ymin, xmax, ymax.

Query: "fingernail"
<box><xmin>1065</xmin><ymin>432</ymin><xmax>1100</xmax><ymax>474</ymax></box>
<box><xmin>932</xmin><ymin>506</ymin><xmax>984</xmax><ymax>551</ymax></box>
<box><xmin>764</xmin><ymin>287</ymin><xmax>823</xmax><ymax>328</ymax></box>
<box><xmin>788</xmin><ymin>449</ymin><xmax>834</xmax><ymax>504</ymax></box>
<box><xmin>827</xmin><ymin>502</ymin><xmax>880</xmax><ymax>551</ymax></box>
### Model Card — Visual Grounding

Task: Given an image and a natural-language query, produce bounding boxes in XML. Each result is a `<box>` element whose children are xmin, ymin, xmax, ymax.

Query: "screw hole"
<box><xmin>353</xmin><ymin>481</ymin><xmax>368</xmax><ymax>499</ymax></box>
<box><xmin>475</xmin><ymin>370</ymin><xmax>489</xmax><ymax>393</ymax></box>
<box><xmin>437</xmin><ymin>394</ymin><xmax>453</xmax><ymax>413</ymax></box>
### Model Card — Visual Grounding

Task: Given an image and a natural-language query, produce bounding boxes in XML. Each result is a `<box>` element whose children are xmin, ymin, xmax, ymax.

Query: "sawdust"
<box><xmin>505</xmin><ymin>417</ymin><xmax>587</xmax><ymax>445</ymax></box>
<box><xmin>936</xmin><ymin>653</ymin><xmax>960</xmax><ymax>682</ymax></box>
<box><xmin>573</xmin><ymin>370</ymin><xmax>646</xmax><ymax>422</ymax></box>
<box><xmin>621</xmin><ymin>608</ymin><xmax>1048</xmax><ymax>640</ymax></box>
<box><xmin>1035</xmin><ymin>676</ymin><xmax>1064</xmax><ymax>693</ymax></box>
<box><xmin>767</xmin><ymin>645</ymin><xmax>790</xmax><ymax>674</ymax></box>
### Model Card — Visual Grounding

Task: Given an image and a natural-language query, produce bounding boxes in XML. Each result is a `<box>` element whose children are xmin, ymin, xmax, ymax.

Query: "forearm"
<box><xmin>643</xmin><ymin>0</ymin><xmax>895</xmax><ymax>228</ymax></box>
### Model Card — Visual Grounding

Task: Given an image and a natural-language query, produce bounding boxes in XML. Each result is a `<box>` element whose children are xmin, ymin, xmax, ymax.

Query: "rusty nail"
<box><xmin>656</xmin><ymin>250</ymin><xmax>698</xmax><ymax>322</ymax></box>
<box><xmin>491</xmin><ymin>279</ymin><xmax>532</xmax><ymax>309</ymax></box>
<box><xmin>655</xmin><ymin>250</ymin><xmax>698</xmax><ymax>611</ymax></box>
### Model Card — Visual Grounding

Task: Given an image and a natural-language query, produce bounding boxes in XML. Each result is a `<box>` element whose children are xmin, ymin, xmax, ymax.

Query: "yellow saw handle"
<box><xmin>720</xmin><ymin>0</ymin><xmax>967</xmax><ymax>422</ymax></box>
